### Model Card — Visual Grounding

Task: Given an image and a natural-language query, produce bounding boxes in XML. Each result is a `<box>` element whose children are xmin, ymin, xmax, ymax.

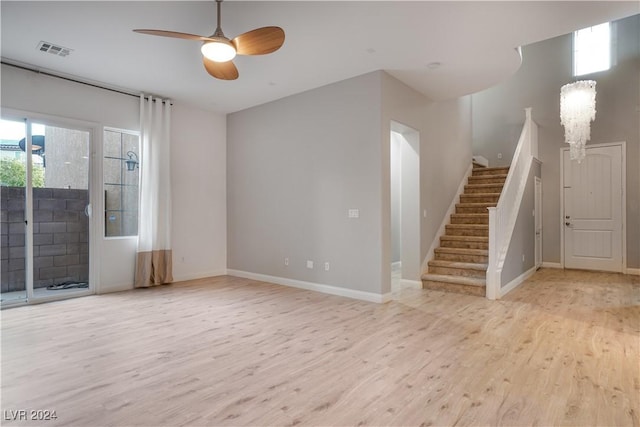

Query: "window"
<box><xmin>573</xmin><ymin>22</ymin><xmax>611</xmax><ymax>76</ymax></box>
<box><xmin>103</xmin><ymin>128</ymin><xmax>139</xmax><ymax>237</ymax></box>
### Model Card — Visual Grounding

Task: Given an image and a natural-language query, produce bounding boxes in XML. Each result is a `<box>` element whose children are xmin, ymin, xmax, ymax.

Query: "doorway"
<box><xmin>1</xmin><ymin>115</ymin><xmax>94</xmax><ymax>306</ymax></box>
<box><xmin>561</xmin><ymin>143</ymin><xmax>624</xmax><ymax>272</ymax></box>
<box><xmin>390</xmin><ymin>122</ymin><xmax>420</xmax><ymax>291</ymax></box>
<box><xmin>535</xmin><ymin>177</ymin><xmax>542</xmax><ymax>269</ymax></box>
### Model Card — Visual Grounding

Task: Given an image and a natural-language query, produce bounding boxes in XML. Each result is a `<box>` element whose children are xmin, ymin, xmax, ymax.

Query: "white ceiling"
<box><xmin>1</xmin><ymin>1</ymin><xmax>638</xmax><ymax>114</ymax></box>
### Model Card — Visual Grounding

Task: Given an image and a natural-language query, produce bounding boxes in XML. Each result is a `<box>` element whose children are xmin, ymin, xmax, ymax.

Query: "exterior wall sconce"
<box><xmin>125</xmin><ymin>151</ymin><xmax>139</xmax><ymax>171</ymax></box>
<box><xmin>19</xmin><ymin>135</ymin><xmax>46</xmax><ymax>166</ymax></box>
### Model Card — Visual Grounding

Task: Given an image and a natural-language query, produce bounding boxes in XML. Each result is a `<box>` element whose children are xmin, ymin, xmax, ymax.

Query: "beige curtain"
<box><xmin>134</xmin><ymin>94</ymin><xmax>173</xmax><ymax>287</ymax></box>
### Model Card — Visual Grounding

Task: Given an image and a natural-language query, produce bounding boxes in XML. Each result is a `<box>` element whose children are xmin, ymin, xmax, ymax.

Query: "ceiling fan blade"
<box><xmin>203</xmin><ymin>57</ymin><xmax>239</xmax><ymax>80</ymax></box>
<box><xmin>134</xmin><ymin>29</ymin><xmax>213</xmax><ymax>42</ymax></box>
<box><xmin>232</xmin><ymin>26</ymin><xmax>285</xmax><ymax>55</ymax></box>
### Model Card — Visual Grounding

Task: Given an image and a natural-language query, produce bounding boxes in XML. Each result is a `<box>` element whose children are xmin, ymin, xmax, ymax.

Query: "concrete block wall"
<box><xmin>1</xmin><ymin>186</ymin><xmax>89</xmax><ymax>292</ymax></box>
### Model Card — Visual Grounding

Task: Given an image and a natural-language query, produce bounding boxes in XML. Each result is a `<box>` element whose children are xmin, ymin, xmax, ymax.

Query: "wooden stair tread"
<box><xmin>440</xmin><ymin>236</ymin><xmax>488</xmax><ymax>242</ymax></box>
<box><xmin>468</xmin><ymin>178</ymin><xmax>507</xmax><ymax>183</ymax></box>
<box><xmin>468</xmin><ymin>173</ymin><xmax>508</xmax><ymax>179</ymax></box>
<box><xmin>465</xmin><ymin>183</ymin><xmax>505</xmax><ymax>188</ymax></box>
<box><xmin>472</xmin><ymin>167</ymin><xmax>510</xmax><ymax>173</ymax></box>
<box><xmin>435</xmin><ymin>247</ymin><xmax>488</xmax><ymax>256</ymax></box>
<box><xmin>421</xmin><ymin>274</ymin><xmax>486</xmax><ymax>287</ymax></box>
<box><xmin>467</xmin><ymin>179</ymin><xmax>507</xmax><ymax>185</ymax></box>
<box><xmin>451</xmin><ymin>213</ymin><xmax>489</xmax><ymax>218</ymax></box>
<box><xmin>446</xmin><ymin>224</ymin><xmax>488</xmax><ymax>229</ymax></box>
<box><xmin>428</xmin><ymin>260</ymin><xmax>488</xmax><ymax>270</ymax></box>
<box><xmin>456</xmin><ymin>203</ymin><xmax>497</xmax><ymax>207</ymax></box>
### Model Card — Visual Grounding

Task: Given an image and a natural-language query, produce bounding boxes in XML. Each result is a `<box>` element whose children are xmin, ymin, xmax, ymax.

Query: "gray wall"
<box><xmin>501</xmin><ymin>160</ymin><xmax>541</xmax><ymax>286</ymax></box>
<box><xmin>472</xmin><ymin>14</ymin><xmax>639</xmax><ymax>268</ymax></box>
<box><xmin>228</xmin><ymin>71</ymin><xmax>473</xmax><ymax>296</ymax></box>
<box><xmin>227</xmin><ymin>72</ymin><xmax>384</xmax><ymax>294</ymax></box>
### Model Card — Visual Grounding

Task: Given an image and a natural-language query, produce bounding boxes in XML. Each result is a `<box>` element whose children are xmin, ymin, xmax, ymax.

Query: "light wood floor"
<box><xmin>1</xmin><ymin>269</ymin><xmax>638</xmax><ymax>426</ymax></box>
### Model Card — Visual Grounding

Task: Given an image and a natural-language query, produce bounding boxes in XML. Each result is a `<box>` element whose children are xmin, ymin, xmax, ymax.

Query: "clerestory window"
<box><xmin>573</xmin><ymin>22</ymin><xmax>611</xmax><ymax>76</ymax></box>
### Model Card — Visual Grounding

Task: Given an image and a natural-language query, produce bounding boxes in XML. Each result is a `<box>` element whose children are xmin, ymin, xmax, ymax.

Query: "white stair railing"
<box><xmin>486</xmin><ymin>108</ymin><xmax>538</xmax><ymax>299</ymax></box>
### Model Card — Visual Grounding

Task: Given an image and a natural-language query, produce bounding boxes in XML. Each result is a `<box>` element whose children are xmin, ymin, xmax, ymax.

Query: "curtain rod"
<box><xmin>1</xmin><ymin>61</ymin><xmax>172</xmax><ymax>105</ymax></box>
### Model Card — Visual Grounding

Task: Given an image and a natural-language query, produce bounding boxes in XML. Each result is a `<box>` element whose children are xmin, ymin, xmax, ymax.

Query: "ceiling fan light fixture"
<box><xmin>133</xmin><ymin>0</ymin><xmax>284</xmax><ymax>80</ymax></box>
<box><xmin>201</xmin><ymin>38</ymin><xmax>236</xmax><ymax>62</ymax></box>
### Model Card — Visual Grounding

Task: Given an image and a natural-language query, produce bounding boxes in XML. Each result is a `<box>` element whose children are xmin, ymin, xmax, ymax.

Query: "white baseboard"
<box><xmin>96</xmin><ymin>270</ymin><xmax>229</xmax><ymax>295</ymax></box>
<box><xmin>422</xmin><ymin>164</ymin><xmax>473</xmax><ymax>272</ymax></box>
<box><xmin>227</xmin><ymin>269</ymin><xmax>390</xmax><ymax>303</ymax></box>
<box><xmin>499</xmin><ymin>266</ymin><xmax>537</xmax><ymax>298</ymax></box>
<box><xmin>380</xmin><ymin>292</ymin><xmax>393</xmax><ymax>303</ymax></box>
<box><xmin>626</xmin><ymin>268</ymin><xmax>640</xmax><ymax>276</ymax></box>
<box><xmin>541</xmin><ymin>262</ymin><xmax>563</xmax><ymax>269</ymax></box>
<box><xmin>539</xmin><ymin>263</ymin><xmax>639</xmax><ymax>276</ymax></box>
<box><xmin>172</xmin><ymin>269</ymin><xmax>228</xmax><ymax>283</ymax></box>
<box><xmin>400</xmin><ymin>279</ymin><xmax>422</xmax><ymax>289</ymax></box>
<box><xmin>97</xmin><ymin>283</ymin><xmax>133</xmax><ymax>294</ymax></box>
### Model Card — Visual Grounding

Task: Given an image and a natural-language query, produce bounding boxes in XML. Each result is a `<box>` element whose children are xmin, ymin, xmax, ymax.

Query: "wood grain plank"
<box><xmin>1</xmin><ymin>269</ymin><xmax>638</xmax><ymax>426</ymax></box>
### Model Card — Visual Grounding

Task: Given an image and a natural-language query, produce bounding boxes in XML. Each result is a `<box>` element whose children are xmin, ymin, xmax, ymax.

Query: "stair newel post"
<box><xmin>525</xmin><ymin>107</ymin><xmax>537</xmax><ymax>158</ymax></box>
<box><xmin>486</xmin><ymin>206</ymin><xmax>499</xmax><ymax>300</ymax></box>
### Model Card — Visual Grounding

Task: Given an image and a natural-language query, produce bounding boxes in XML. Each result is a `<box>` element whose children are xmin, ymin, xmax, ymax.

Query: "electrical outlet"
<box><xmin>497</xmin><ymin>153</ymin><xmax>503</xmax><ymax>159</ymax></box>
<box><xmin>306</xmin><ymin>260</ymin><xmax>314</xmax><ymax>269</ymax></box>
<box><xmin>284</xmin><ymin>257</ymin><xmax>289</xmax><ymax>266</ymax></box>
<box><xmin>522</xmin><ymin>254</ymin><xmax>525</xmax><ymax>262</ymax></box>
<box><xmin>324</xmin><ymin>262</ymin><xmax>330</xmax><ymax>271</ymax></box>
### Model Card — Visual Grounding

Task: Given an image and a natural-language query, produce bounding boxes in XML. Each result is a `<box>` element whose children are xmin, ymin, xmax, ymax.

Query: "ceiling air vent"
<box><xmin>37</xmin><ymin>41</ymin><xmax>72</xmax><ymax>57</ymax></box>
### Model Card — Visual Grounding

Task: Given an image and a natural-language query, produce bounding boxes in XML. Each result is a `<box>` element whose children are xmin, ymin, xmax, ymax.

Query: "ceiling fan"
<box><xmin>133</xmin><ymin>0</ymin><xmax>284</xmax><ymax>80</ymax></box>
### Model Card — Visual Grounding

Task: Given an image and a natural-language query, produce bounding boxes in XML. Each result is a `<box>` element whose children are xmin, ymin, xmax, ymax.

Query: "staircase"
<box><xmin>422</xmin><ymin>165</ymin><xmax>509</xmax><ymax>296</ymax></box>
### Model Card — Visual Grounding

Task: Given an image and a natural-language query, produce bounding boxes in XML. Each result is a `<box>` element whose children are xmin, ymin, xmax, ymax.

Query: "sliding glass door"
<box><xmin>1</xmin><ymin>119</ymin><xmax>28</xmax><ymax>304</ymax></box>
<box><xmin>1</xmin><ymin>116</ymin><xmax>93</xmax><ymax>306</ymax></box>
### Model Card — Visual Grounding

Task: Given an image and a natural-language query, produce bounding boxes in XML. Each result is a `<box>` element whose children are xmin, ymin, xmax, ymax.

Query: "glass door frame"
<box><xmin>1</xmin><ymin>108</ymin><xmax>100</xmax><ymax>307</ymax></box>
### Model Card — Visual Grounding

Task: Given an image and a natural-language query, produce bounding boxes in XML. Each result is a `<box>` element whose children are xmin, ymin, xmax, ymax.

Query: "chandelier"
<box><xmin>560</xmin><ymin>80</ymin><xmax>597</xmax><ymax>162</ymax></box>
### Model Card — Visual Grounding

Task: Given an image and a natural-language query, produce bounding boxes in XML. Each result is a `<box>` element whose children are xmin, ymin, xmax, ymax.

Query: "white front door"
<box><xmin>563</xmin><ymin>144</ymin><xmax>623</xmax><ymax>272</ymax></box>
